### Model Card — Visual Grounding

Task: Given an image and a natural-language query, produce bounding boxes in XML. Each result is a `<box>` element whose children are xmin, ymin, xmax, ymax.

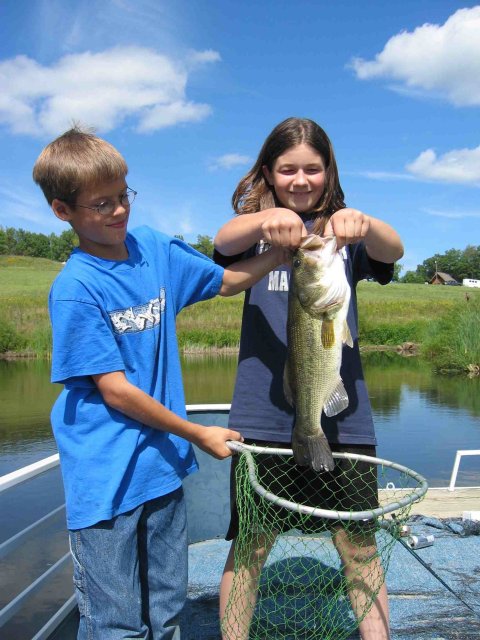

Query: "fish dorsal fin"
<box><xmin>321</xmin><ymin>319</ymin><xmax>335</xmax><ymax>348</ymax></box>
<box><xmin>323</xmin><ymin>378</ymin><xmax>349</xmax><ymax>417</ymax></box>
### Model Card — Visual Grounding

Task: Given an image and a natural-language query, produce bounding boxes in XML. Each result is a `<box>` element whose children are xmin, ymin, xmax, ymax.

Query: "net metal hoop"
<box><xmin>227</xmin><ymin>441</ymin><xmax>428</xmax><ymax>522</ymax></box>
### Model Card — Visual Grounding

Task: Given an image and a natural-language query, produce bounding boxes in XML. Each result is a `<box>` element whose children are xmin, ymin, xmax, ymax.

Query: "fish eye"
<box><xmin>293</xmin><ymin>258</ymin><xmax>301</xmax><ymax>268</ymax></box>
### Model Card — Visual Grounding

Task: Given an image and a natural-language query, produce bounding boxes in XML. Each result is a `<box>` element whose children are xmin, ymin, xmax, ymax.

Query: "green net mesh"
<box><xmin>222</xmin><ymin>446</ymin><xmax>426</xmax><ymax>640</ymax></box>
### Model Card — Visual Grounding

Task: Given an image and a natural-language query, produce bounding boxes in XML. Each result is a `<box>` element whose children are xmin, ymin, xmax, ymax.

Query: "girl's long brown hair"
<box><xmin>232</xmin><ymin>118</ymin><xmax>345</xmax><ymax>235</ymax></box>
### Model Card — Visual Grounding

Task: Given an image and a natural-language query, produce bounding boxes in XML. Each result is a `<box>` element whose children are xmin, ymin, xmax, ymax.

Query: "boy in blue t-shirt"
<box><xmin>32</xmin><ymin>127</ymin><xmax>285</xmax><ymax>640</ymax></box>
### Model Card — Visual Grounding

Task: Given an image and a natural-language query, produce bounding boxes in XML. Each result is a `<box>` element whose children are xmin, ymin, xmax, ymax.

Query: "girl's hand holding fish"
<box><xmin>261</xmin><ymin>207</ymin><xmax>308</xmax><ymax>250</ymax></box>
<box><xmin>322</xmin><ymin>207</ymin><xmax>371</xmax><ymax>249</ymax></box>
<box><xmin>214</xmin><ymin>207</ymin><xmax>306</xmax><ymax>256</ymax></box>
<box><xmin>324</xmin><ymin>208</ymin><xmax>404</xmax><ymax>263</ymax></box>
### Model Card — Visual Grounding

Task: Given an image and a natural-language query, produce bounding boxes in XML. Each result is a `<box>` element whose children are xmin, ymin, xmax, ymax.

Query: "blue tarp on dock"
<box><xmin>184</xmin><ymin>520</ymin><xmax>480</xmax><ymax>640</ymax></box>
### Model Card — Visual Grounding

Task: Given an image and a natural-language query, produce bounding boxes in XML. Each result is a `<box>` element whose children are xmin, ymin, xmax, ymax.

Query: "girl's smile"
<box><xmin>263</xmin><ymin>143</ymin><xmax>326</xmax><ymax>214</ymax></box>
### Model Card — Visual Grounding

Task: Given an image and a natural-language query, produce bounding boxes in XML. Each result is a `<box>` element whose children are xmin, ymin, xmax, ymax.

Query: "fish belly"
<box><xmin>286</xmin><ymin>299</ymin><xmax>340</xmax><ymax>471</ymax></box>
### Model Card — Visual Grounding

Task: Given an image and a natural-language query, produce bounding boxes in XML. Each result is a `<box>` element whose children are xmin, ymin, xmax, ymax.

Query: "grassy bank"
<box><xmin>1</xmin><ymin>256</ymin><xmax>479</xmax><ymax>372</ymax></box>
<box><xmin>0</xmin><ymin>256</ymin><xmax>62</xmax><ymax>357</ymax></box>
<box><xmin>358</xmin><ymin>280</ymin><xmax>480</xmax><ymax>373</ymax></box>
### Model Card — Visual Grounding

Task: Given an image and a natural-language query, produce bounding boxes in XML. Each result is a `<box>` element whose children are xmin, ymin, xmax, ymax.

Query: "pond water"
<box><xmin>1</xmin><ymin>354</ymin><xmax>479</xmax><ymax>639</ymax></box>
<box><xmin>1</xmin><ymin>353</ymin><xmax>479</xmax><ymax>486</ymax></box>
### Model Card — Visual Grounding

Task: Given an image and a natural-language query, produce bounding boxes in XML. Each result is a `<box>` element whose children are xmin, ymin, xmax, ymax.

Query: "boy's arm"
<box><xmin>92</xmin><ymin>371</ymin><xmax>242</xmax><ymax>459</ymax></box>
<box><xmin>218</xmin><ymin>244</ymin><xmax>289</xmax><ymax>296</ymax></box>
<box><xmin>323</xmin><ymin>208</ymin><xmax>404</xmax><ymax>263</ymax></box>
<box><xmin>215</xmin><ymin>208</ymin><xmax>307</xmax><ymax>256</ymax></box>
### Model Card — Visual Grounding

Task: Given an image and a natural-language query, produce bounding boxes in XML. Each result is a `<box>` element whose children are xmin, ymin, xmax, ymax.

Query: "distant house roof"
<box><xmin>430</xmin><ymin>272</ymin><xmax>457</xmax><ymax>284</ymax></box>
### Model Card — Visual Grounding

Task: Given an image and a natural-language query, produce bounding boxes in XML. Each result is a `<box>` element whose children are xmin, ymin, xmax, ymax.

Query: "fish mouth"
<box><xmin>297</xmin><ymin>235</ymin><xmax>337</xmax><ymax>267</ymax></box>
<box><xmin>299</xmin><ymin>234</ymin><xmax>336</xmax><ymax>250</ymax></box>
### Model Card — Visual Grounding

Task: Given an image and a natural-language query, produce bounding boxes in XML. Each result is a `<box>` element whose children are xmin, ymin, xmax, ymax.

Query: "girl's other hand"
<box><xmin>261</xmin><ymin>208</ymin><xmax>307</xmax><ymax>249</ymax></box>
<box><xmin>322</xmin><ymin>208</ymin><xmax>370</xmax><ymax>249</ymax></box>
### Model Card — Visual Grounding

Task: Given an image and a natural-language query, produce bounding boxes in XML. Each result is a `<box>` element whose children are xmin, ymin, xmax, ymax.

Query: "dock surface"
<box><xmin>185</xmin><ymin>522</ymin><xmax>480</xmax><ymax>640</ymax></box>
<box><xmin>410</xmin><ymin>486</ymin><xmax>480</xmax><ymax>518</ymax></box>
<box><xmin>381</xmin><ymin>486</ymin><xmax>480</xmax><ymax>518</ymax></box>
<box><xmin>183</xmin><ymin>485</ymin><xmax>480</xmax><ymax>640</ymax></box>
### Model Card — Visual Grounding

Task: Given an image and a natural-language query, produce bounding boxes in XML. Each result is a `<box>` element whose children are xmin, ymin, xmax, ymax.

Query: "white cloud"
<box><xmin>423</xmin><ymin>207</ymin><xmax>480</xmax><ymax>219</ymax></box>
<box><xmin>354</xmin><ymin>145</ymin><xmax>480</xmax><ymax>186</ymax></box>
<box><xmin>357</xmin><ymin>171</ymin><xmax>415</xmax><ymax>182</ymax></box>
<box><xmin>138</xmin><ymin>101</ymin><xmax>212</xmax><ymax>132</ymax></box>
<box><xmin>350</xmin><ymin>7</ymin><xmax>480</xmax><ymax>106</ymax></box>
<box><xmin>208</xmin><ymin>153</ymin><xmax>252</xmax><ymax>171</ymax></box>
<box><xmin>35</xmin><ymin>0</ymin><xmax>180</xmax><ymax>57</ymax></box>
<box><xmin>0</xmin><ymin>46</ymin><xmax>220</xmax><ymax>137</ymax></box>
<box><xmin>188</xmin><ymin>50</ymin><xmax>222</xmax><ymax>66</ymax></box>
<box><xmin>406</xmin><ymin>146</ymin><xmax>480</xmax><ymax>184</ymax></box>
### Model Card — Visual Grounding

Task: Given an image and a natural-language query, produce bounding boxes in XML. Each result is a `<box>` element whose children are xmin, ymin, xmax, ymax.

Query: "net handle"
<box><xmin>226</xmin><ymin>441</ymin><xmax>428</xmax><ymax>522</ymax></box>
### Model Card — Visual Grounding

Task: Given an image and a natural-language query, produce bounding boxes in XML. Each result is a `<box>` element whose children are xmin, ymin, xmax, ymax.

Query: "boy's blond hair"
<box><xmin>33</xmin><ymin>126</ymin><xmax>128</xmax><ymax>204</ymax></box>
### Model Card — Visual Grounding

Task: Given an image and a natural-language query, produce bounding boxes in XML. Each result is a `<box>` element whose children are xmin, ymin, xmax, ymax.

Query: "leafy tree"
<box><xmin>0</xmin><ymin>227</ymin><xmax>7</xmax><ymax>255</ymax></box>
<box><xmin>32</xmin><ymin>233</ymin><xmax>51</xmax><ymax>258</ymax></box>
<box><xmin>408</xmin><ymin>245</ymin><xmax>480</xmax><ymax>283</ymax></box>
<box><xmin>401</xmin><ymin>270</ymin><xmax>425</xmax><ymax>284</ymax></box>
<box><xmin>3</xmin><ymin>227</ymin><xmax>16</xmax><ymax>254</ymax></box>
<box><xmin>49</xmin><ymin>229</ymin><xmax>78</xmax><ymax>262</ymax></box>
<box><xmin>190</xmin><ymin>234</ymin><xmax>214</xmax><ymax>258</ymax></box>
<box><xmin>392</xmin><ymin>263</ymin><xmax>403</xmax><ymax>282</ymax></box>
<box><xmin>14</xmin><ymin>229</ymin><xmax>51</xmax><ymax>258</ymax></box>
<box><xmin>461</xmin><ymin>245</ymin><xmax>480</xmax><ymax>280</ymax></box>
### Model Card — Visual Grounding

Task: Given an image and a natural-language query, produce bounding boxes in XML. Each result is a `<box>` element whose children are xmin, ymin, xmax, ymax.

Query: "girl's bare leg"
<box><xmin>333</xmin><ymin>527</ymin><xmax>390</xmax><ymax>640</ymax></box>
<box><xmin>219</xmin><ymin>534</ymin><xmax>275</xmax><ymax>640</ymax></box>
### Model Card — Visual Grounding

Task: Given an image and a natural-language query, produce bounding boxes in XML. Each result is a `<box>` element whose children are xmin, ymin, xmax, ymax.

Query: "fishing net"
<box><xmin>222</xmin><ymin>443</ymin><xmax>428</xmax><ymax>640</ymax></box>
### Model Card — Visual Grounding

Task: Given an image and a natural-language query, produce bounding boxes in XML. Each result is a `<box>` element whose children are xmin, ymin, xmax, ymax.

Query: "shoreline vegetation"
<box><xmin>1</xmin><ymin>256</ymin><xmax>479</xmax><ymax>375</ymax></box>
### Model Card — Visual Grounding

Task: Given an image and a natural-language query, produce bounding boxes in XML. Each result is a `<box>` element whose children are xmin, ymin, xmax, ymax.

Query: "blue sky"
<box><xmin>1</xmin><ymin>0</ymin><xmax>479</xmax><ymax>272</ymax></box>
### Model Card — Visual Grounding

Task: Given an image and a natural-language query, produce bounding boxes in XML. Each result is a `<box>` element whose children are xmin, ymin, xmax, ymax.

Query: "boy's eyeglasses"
<box><xmin>73</xmin><ymin>188</ymin><xmax>137</xmax><ymax>216</ymax></box>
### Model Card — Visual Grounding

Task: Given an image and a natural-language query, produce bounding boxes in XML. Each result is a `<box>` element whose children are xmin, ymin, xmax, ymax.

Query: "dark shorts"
<box><xmin>226</xmin><ymin>440</ymin><xmax>379</xmax><ymax>540</ymax></box>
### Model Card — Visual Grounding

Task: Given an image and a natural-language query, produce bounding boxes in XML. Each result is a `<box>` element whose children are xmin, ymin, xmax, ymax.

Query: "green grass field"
<box><xmin>1</xmin><ymin>255</ymin><xmax>479</xmax><ymax>371</ymax></box>
<box><xmin>0</xmin><ymin>256</ymin><xmax>62</xmax><ymax>356</ymax></box>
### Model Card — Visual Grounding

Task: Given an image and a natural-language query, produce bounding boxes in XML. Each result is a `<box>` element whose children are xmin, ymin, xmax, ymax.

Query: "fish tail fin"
<box><xmin>292</xmin><ymin>430</ymin><xmax>335</xmax><ymax>473</ymax></box>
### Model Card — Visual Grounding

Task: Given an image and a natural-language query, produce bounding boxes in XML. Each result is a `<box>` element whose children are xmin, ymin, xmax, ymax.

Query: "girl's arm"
<box><xmin>323</xmin><ymin>208</ymin><xmax>404</xmax><ymax>263</ymax></box>
<box><xmin>215</xmin><ymin>208</ymin><xmax>307</xmax><ymax>255</ymax></box>
<box><xmin>92</xmin><ymin>371</ymin><xmax>243</xmax><ymax>459</ymax></box>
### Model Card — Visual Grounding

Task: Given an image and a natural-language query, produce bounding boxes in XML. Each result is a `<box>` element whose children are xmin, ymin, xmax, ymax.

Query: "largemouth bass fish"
<box><xmin>284</xmin><ymin>234</ymin><xmax>353</xmax><ymax>472</ymax></box>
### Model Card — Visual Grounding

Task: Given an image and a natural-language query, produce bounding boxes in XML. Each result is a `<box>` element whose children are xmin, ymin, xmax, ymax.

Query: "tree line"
<box><xmin>0</xmin><ymin>227</ymin><xmax>215</xmax><ymax>262</ymax></box>
<box><xmin>400</xmin><ymin>245</ymin><xmax>480</xmax><ymax>283</ymax></box>
<box><xmin>0</xmin><ymin>227</ymin><xmax>79</xmax><ymax>262</ymax></box>
<box><xmin>2</xmin><ymin>226</ymin><xmax>479</xmax><ymax>283</ymax></box>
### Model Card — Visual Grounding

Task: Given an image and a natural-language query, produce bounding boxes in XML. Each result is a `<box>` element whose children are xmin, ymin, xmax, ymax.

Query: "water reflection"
<box><xmin>0</xmin><ymin>360</ymin><xmax>59</xmax><ymax>474</ymax></box>
<box><xmin>0</xmin><ymin>353</ymin><xmax>479</xmax><ymax>486</ymax></box>
<box><xmin>182</xmin><ymin>353</ymin><xmax>238</xmax><ymax>403</ymax></box>
<box><xmin>2</xmin><ymin>354</ymin><xmax>478</xmax><ymax>639</ymax></box>
<box><xmin>363</xmin><ymin>351</ymin><xmax>480</xmax><ymax>417</ymax></box>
